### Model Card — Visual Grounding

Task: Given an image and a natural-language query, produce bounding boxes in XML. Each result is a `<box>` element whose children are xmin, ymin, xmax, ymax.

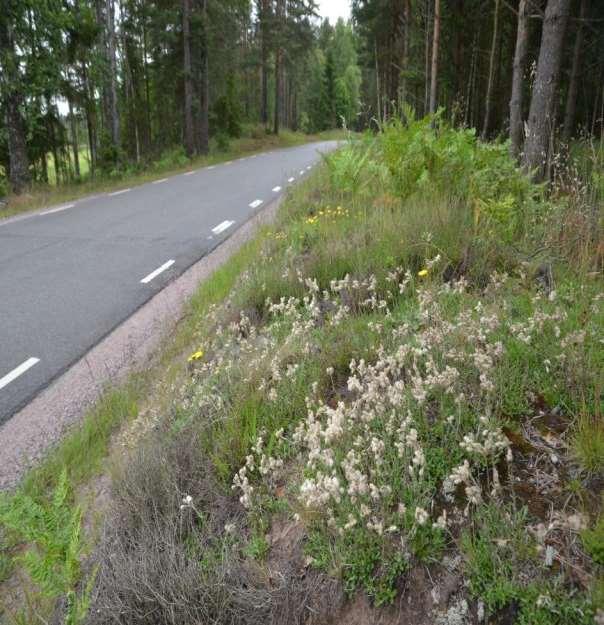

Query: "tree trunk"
<box><xmin>105</xmin><ymin>0</ymin><xmax>120</xmax><ymax>147</ymax></box>
<box><xmin>401</xmin><ymin>0</ymin><xmax>410</xmax><ymax>107</ymax></box>
<box><xmin>41</xmin><ymin>151</ymin><xmax>48</xmax><ymax>184</ymax></box>
<box><xmin>464</xmin><ymin>32</ymin><xmax>478</xmax><ymax>127</ymax></box>
<box><xmin>524</xmin><ymin>0</ymin><xmax>571</xmax><ymax>180</ymax></box>
<box><xmin>68</xmin><ymin>98</ymin><xmax>81</xmax><ymax>179</ymax></box>
<box><xmin>82</xmin><ymin>62</ymin><xmax>97</xmax><ymax>178</ymax></box>
<box><xmin>423</xmin><ymin>0</ymin><xmax>431</xmax><ymax>115</ymax></box>
<box><xmin>510</xmin><ymin>0</ymin><xmax>530</xmax><ymax>158</ymax></box>
<box><xmin>274</xmin><ymin>0</ymin><xmax>285</xmax><ymax>135</ymax></box>
<box><xmin>562</xmin><ymin>0</ymin><xmax>588</xmax><ymax>144</ymax></box>
<box><xmin>183</xmin><ymin>0</ymin><xmax>195</xmax><ymax>157</ymax></box>
<box><xmin>0</xmin><ymin>18</ymin><xmax>31</xmax><ymax>194</ymax></box>
<box><xmin>591</xmin><ymin>63</ymin><xmax>604</xmax><ymax>136</ymax></box>
<box><xmin>5</xmin><ymin>93</ymin><xmax>31</xmax><ymax>194</ymax></box>
<box><xmin>482</xmin><ymin>0</ymin><xmax>500</xmax><ymax>139</ymax></box>
<box><xmin>49</xmin><ymin>114</ymin><xmax>61</xmax><ymax>185</ymax></box>
<box><xmin>142</xmin><ymin>12</ymin><xmax>152</xmax><ymax>151</ymax></box>
<box><xmin>199</xmin><ymin>0</ymin><xmax>209</xmax><ymax>154</ymax></box>
<box><xmin>260</xmin><ymin>0</ymin><xmax>270</xmax><ymax>125</ymax></box>
<box><xmin>429</xmin><ymin>0</ymin><xmax>440</xmax><ymax>115</ymax></box>
<box><xmin>375</xmin><ymin>39</ymin><xmax>381</xmax><ymax>124</ymax></box>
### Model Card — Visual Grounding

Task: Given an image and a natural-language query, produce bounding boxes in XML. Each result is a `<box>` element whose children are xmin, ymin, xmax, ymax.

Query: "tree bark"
<box><xmin>95</xmin><ymin>0</ymin><xmax>120</xmax><ymax>149</ymax></box>
<box><xmin>0</xmin><ymin>18</ymin><xmax>31</xmax><ymax>194</ymax></box>
<box><xmin>423</xmin><ymin>0</ymin><xmax>431</xmax><ymax>115</ymax></box>
<box><xmin>68</xmin><ymin>98</ymin><xmax>81</xmax><ymax>179</ymax></box>
<box><xmin>49</xmin><ymin>113</ymin><xmax>61</xmax><ymax>185</ymax></box>
<box><xmin>482</xmin><ymin>0</ymin><xmax>500</xmax><ymax>139</ymax></box>
<box><xmin>199</xmin><ymin>0</ymin><xmax>209</xmax><ymax>154</ymax></box>
<box><xmin>510</xmin><ymin>0</ymin><xmax>530</xmax><ymax>158</ymax></box>
<box><xmin>142</xmin><ymin>11</ymin><xmax>152</xmax><ymax>151</ymax></box>
<box><xmin>105</xmin><ymin>0</ymin><xmax>120</xmax><ymax>147</ymax></box>
<box><xmin>183</xmin><ymin>0</ymin><xmax>195</xmax><ymax>157</ymax></box>
<box><xmin>401</xmin><ymin>0</ymin><xmax>410</xmax><ymax>107</ymax></box>
<box><xmin>464</xmin><ymin>32</ymin><xmax>478</xmax><ymax>127</ymax></box>
<box><xmin>82</xmin><ymin>61</ymin><xmax>97</xmax><ymax>178</ymax></box>
<box><xmin>274</xmin><ymin>0</ymin><xmax>285</xmax><ymax>135</ymax></box>
<box><xmin>524</xmin><ymin>0</ymin><xmax>571</xmax><ymax>180</ymax></box>
<box><xmin>5</xmin><ymin>93</ymin><xmax>31</xmax><ymax>194</ymax></box>
<box><xmin>429</xmin><ymin>0</ymin><xmax>440</xmax><ymax>115</ymax></box>
<box><xmin>260</xmin><ymin>0</ymin><xmax>270</xmax><ymax>125</ymax></box>
<box><xmin>375</xmin><ymin>39</ymin><xmax>382</xmax><ymax>124</ymax></box>
<box><xmin>562</xmin><ymin>0</ymin><xmax>588</xmax><ymax>144</ymax></box>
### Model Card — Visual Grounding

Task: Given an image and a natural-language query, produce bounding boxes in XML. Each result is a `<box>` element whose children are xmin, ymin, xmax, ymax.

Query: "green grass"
<box><xmin>582</xmin><ymin>512</ymin><xmax>604</xmax><ymax>566</ymax></box>
<box><xmin>573</xmin><ymin>413</ymin><xmax>604</xmax><ymax>475</ymax></box>
<box><xmin>20</xmin><ymin>384</ymin><xmax>140</xmax><ymax>501</ymax></box>
<box><xmin>462</xmin><ymin>505</ymin><xmax>595</xmax><ymax>624</ymax></box>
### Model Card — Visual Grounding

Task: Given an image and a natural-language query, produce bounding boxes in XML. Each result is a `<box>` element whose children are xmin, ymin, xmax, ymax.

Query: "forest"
<box><xmin>0</xmin><ymin>0</ymin><xmax>361</xmax><ymax>196</ymax></box>
<box><xmin>1</xmin><ymin>0</ymin><xmax>603</xmax><ymax>197</ymax></box>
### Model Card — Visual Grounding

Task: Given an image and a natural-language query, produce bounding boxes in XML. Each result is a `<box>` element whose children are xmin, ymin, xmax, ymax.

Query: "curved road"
<box><xmin>0</xmin><ymin>141</ymin><xmax>336</xmax><ymax>425</ymax></box>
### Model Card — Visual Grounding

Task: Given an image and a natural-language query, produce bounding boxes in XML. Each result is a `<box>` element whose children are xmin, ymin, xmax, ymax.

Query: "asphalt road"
<box><xmin>0</xmin><ymin>141</ymin><xmax>336</xmax><ymax>425</ymax></box>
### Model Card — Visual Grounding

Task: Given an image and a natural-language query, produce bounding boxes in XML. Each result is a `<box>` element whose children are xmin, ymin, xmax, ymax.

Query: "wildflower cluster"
<box><xmin>163</xmin><ymin>218</ymin><xmax>600</xmax><ymax>612</ymax></box>
<box><xmin>188</xmin><ymin>349</ymin><xmax>204</xmax><ymax>362</ymax></box>
<box><xmin>305</xmin><ymin>205</ymin><xmax>350</xmax><ymax>225</ymax></box>
<box><xmin>228</xmin><ymin>274</ymin><xmax>521</xmax><ymax>551</ymax></box>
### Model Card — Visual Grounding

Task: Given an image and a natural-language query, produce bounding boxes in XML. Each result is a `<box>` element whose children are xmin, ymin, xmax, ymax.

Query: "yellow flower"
<box><xmin>188</xmin><ymin>349</ymin><xmax>204</xmax><ymax>362</ymax></box>
<box><xmin>418</xmin><ymin>269</ymin><xmax>429</xmax><ymax>277</ymax></box>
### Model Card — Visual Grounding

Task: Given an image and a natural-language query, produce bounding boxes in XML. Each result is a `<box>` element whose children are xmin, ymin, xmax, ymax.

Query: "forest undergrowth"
<box><xmin>1</xmin><ymin>115</ymin><xmax>602</xmax><ymax>625</ymax></box>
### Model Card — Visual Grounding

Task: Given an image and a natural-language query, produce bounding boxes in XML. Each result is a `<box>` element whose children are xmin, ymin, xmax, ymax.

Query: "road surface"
<box><xmin>0</xmin><ymin>141</ymin><xmax>335</xmax><ymax>425</ymax></box>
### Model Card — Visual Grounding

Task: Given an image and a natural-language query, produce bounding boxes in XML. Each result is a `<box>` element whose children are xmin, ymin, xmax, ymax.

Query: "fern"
<box><xmin>0</xmin><ymin>469</ymin><xmax>84</xmax><ymax>599</ymax></box>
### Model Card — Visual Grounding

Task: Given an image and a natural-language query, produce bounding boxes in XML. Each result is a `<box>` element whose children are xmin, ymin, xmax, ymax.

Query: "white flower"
<box><xmin>415</xmin><ymin>507</ymin><xmax>429</xmax><ymax>525</ymax></box>
<box><xmin>180</xmin><ymin>494</ymin><xmax>194</xmax><ymax>510</ymax></box>
<box><xmin>433</xmin><ymin>510</ymin><xmax>447</xmax><ymax>530</ymax></box>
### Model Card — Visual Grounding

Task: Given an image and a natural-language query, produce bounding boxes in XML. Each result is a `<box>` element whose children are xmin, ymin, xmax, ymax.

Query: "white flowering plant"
<box><xmin>160</xmin><ymin>136</ymin><xmax>603</xmax><ymax>622</ymax></box>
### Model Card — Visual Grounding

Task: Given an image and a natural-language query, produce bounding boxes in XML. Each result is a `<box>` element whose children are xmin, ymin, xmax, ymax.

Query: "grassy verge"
<box><xmin>0</xmin><ymin>128</ymin><xmax>344</xmax><ymax>221</ymax></box>
<box><xmin>1</xmin><ymin>116</ymin><xmax>602</xmax><ymax>624</ymax></box>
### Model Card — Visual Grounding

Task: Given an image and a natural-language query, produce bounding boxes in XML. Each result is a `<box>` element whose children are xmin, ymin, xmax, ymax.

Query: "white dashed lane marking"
<box><xmin>0</xmin><ymin>358</ymin><xmax>40</xmax><ymax>391</ymax></box>
<box><xmin>249</xmin><ymin>199</ymin><xmax>263</xmax><ymax>209</ymax></box>
<box><xmin>272</xmin><ymin>186</ymin><xmax>282</xmax><ymax>193</ymax></box>
<box><xmin>40</xmin><ymin>204</ymin><xmax>75</xmax><ymax>216</ymax></box>
<box><xmin>288</xmin><ymin>177</ymin><xmax>295</xmax><ymax>183</ymax></box>
<box><xmin>212</xmin><ymin>220</ymin><xmax>235</xmax><ymax>235</ymax></box>
<box><xmin>140</xmin><ymin>260</ymin><xmax>175</xmax><ymax>284</ymax></box>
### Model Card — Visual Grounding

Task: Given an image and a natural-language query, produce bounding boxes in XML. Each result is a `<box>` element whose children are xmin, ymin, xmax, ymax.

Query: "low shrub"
<box><xmin>0</xmin><ymin>173</ymin><xmax>8</xmax><ymax>198</ymax></box>
<box><xmin>153</xmin><ymin>146</ymin><xmax>189</xmax><ymax>170</ymax></box>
